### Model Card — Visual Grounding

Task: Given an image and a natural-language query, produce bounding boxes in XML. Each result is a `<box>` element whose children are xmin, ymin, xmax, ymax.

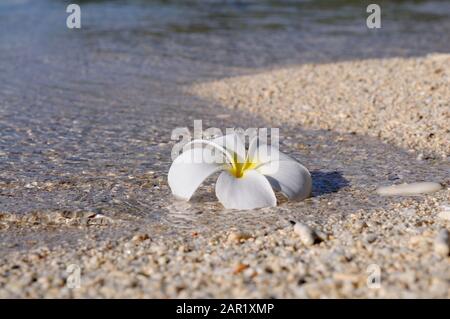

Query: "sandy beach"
<box><xmin>191</xmin><ymin>54</ymin><xmax>450</xmax><ymax>159</ymax></box>
<box><xmin>0</xmin><ymin>0</ymin><xmax>449</xmax><ymax>299</ymax></box>
<box><xmin>1</xmin><ymin>54</ymin><xmax>449</xmax><ymax>298</ymax></box>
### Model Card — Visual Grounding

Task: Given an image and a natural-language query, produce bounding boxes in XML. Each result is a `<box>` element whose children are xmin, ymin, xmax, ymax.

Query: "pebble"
<box><xmin>315</xmin><ymin>230</ymin><xmax>328</xmax><ymax>242</ymax></box>
<box><xmin>293</xmin><ymin>222</ymin><xmax>317</xmax><ymax>246</ymax></box>
<box><xmin>332</xmin><ymin>273</ymin><xmax>360</xmax><ymax>283</ymax></box>
<box><xmin>216</xmin><ymin>114</ymin><xmax>231</xmax><ymax>119</ymax></box>
<box><xmin>376</xmin><ymin>182</ymin><xmax>442</xmax><ymax>196</ymax></box>
<box><xmin>227</xmin><ymin>231</ymin><xmax>252</xmax><ymax>243</ymax></box>
<box><xmin>353</xmin><ymin>220</ymin><xmax>368</xmax><ymax>233</ymax></box>
<box><xmin>89</xmin><ymin>214</ymin><xmax>113</xmax><ymax>225</ymax></box>
<box><xmin>364</xmin><ymin>233</ymin><xmax>378</xmax><ymax>244</ymax></box>
<box><xmin>132</xmin><ymin>233</ymin><xmax>150</xmax><ymax>243</ymax></box>
<box><xmin>233</xmin><ymin>263</ymin><xmax>249</xmax><ymax>274</ymax></box>
<box><xmin>434</xmin><ymin>229</ymin><xmax>450</xmax><ymax>257</ymax></box>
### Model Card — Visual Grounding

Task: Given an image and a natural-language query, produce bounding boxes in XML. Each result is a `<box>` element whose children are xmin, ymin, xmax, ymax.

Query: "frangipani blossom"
<box><xmin>168</xmin><ymin>134</ymin><xmax>312</xmax><ymax>210</ymax></box>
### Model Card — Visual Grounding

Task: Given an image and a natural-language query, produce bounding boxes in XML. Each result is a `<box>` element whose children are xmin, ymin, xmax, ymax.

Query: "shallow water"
<box><xmin>0</xmin><ymin>0</ymin><xmax>449</xmax><ymax>251</ymax></box>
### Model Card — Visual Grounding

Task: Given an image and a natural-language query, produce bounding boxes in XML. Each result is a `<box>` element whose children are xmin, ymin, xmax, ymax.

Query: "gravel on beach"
<box><xmin>1</xmin><ymin>193</ymin><xmax>449</xmax><ymax>298</ymax></box>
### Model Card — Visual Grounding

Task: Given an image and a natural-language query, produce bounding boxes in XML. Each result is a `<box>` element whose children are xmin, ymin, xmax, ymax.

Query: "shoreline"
<box><xmin>1</xmin><ymin>54</ymin><xmax>449</xmax><ymax>298</ymax></box>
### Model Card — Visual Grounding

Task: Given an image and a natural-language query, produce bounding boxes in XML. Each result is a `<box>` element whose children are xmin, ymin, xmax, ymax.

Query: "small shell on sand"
<box><xmin>376</xmin><ymin>182</ymin><xmax>442</xmax><ymax>196</ymax></box>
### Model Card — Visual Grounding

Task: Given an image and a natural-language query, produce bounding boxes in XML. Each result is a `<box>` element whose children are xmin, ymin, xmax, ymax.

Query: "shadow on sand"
<box><xmin>311</xmin><ymin>170</ymin><xmax>349</xmax><ymax>197</ymax></box>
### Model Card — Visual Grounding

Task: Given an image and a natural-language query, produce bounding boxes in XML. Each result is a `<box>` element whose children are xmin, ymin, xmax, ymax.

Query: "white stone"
<box><xmin>293</xmin><ymin>222</ymin><xmax>316</xmax><ymax>246</ymax></box>
<box><xmin>376</xmin><ymin>182</ymin><xmax>442</xmax><ymax>196</ymax></box>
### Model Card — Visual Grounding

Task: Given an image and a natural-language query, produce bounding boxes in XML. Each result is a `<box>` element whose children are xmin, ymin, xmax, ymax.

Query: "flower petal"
<box><xmin>168</xmin><ymin>147</ymin><xmax>223</xmax><ymax>200</ymax></box>
<box><xmin>215</xmin><ymin>170</ymin><xmax>276</xmax><ymax>209</ymax></box>
<box><xmin>248</xmin><ymin>142</ymin><xmax>291</xmax><ymax>165</ymax></box>
<box><xmin>184</xmin><ymin>139</ymin><xmax>233</xmax><ymax>165</ymax></box>
<box><xmin>213</xmin><ymin>133</ymin><xmax>246</xmax><ymax>163</ymax></box>
<box><xmin>247</xmin><ymin>135</ymin><xmax>259</xmax><ymax>162</ymax></box>
<box><xmin>257</xmin><ymin>159</ymin><xmax>312</xmax><ymax>200</ymax></box>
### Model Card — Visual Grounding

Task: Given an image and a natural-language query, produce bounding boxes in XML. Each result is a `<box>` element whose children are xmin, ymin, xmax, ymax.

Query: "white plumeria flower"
<box><xmin>168</xmin><ymin>134</ymin><xmax>312</xmax><ymax>210</ymax></box>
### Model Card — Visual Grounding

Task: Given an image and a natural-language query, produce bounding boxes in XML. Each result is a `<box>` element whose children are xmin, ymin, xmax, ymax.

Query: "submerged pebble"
<box><xmin>376</xmin><ymin>182</ymin><xmax>442</xmax><ymax>196</ymax></box>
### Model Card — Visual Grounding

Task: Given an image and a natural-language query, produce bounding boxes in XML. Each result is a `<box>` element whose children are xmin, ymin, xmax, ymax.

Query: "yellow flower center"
<box><xmin>229</xmin><ymin>152</ymin><xmax>258</xmax><ymax>178</ymax></box>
